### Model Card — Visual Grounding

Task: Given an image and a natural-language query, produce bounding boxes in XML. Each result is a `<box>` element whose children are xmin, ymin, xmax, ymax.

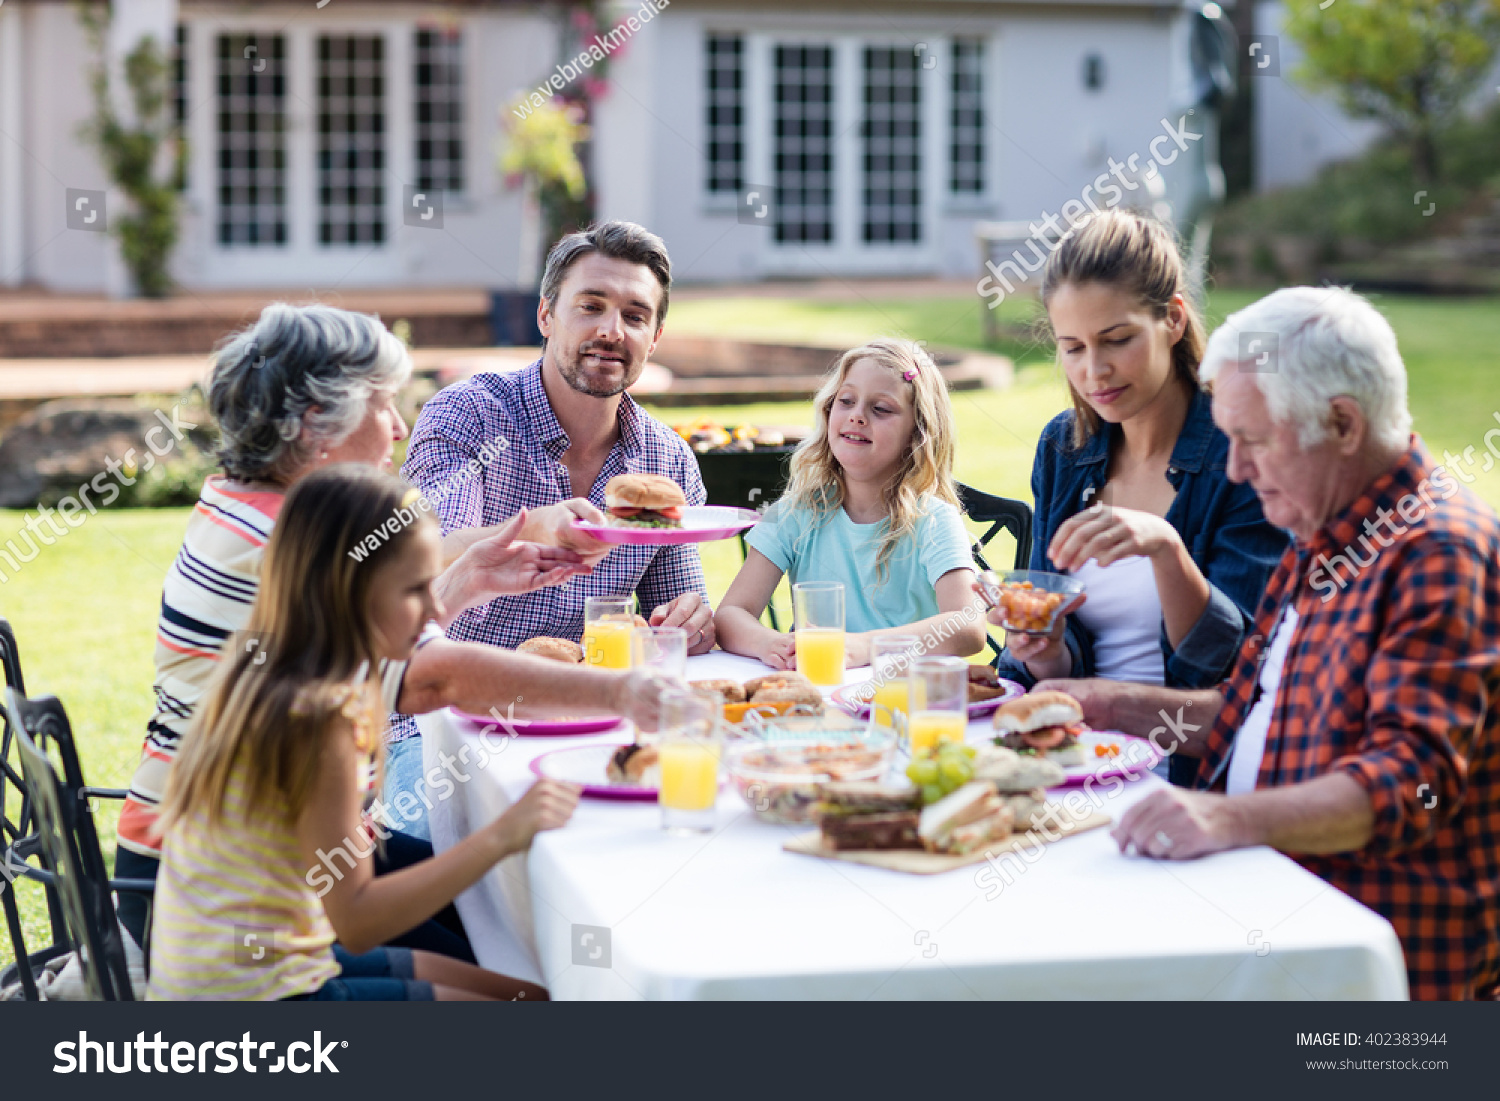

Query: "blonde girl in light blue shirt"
<box><xmin>716</xmin><ymin>338</ymin><xmax>987</xmax><ymax>670</ymax></box>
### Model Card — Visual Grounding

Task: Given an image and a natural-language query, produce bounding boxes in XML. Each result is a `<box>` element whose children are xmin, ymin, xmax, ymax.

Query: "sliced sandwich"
<box><xmin>604</xmin><ymin>474</ymin><xmax>687</xmax><ymax>529</ymax></box>
<box><xmin>917</xmin><ymin>781</ymin><xmax>1016</xmax><ymax>855</ymax></box>
<box><xmin>991</xmin><ymin>691</ymin><xmax>1087</xmax><ymax>768</ymax></box>
<box><xmin>816</xmin><ymin>783</ymin><xmax>922</xmax><ymax>851</ymax></box>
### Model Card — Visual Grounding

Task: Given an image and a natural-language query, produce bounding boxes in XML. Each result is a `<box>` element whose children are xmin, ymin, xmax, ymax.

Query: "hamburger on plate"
<box><xmin>991</xmin><ymin>690</ymin><xmax>1087</xmax><ymax>768</ymax></box>
<box><xmin>604</xmin><ymin>473</ymin><xmax>687</xmax><ymax>529</ymax></box>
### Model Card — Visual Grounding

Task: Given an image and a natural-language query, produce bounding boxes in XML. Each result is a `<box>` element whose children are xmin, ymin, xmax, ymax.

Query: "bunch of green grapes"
<box><xmin>904</xmin><ymin>742</ymin><xmax>978</xmax><ymax>805</ymax></box>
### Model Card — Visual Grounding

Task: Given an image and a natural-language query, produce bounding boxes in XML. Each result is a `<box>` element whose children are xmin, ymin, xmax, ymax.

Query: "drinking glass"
<box><xmin>867</xmin><ymin>635</ymin><xmax>920</xmax><ymax>731</ymax></box>
<box><xmin>792</xmin><ymin>581</ymin><xmax>845</xmax><ymax>687</ymax></box>
<box><xmin>908</xmin><ymin>656</ymin><xmax>968</xmax><ymax>752</ymax></box>
<box><xmin>632</xmin><ymin>626</ymin><xmax>688</xmax><ymax>680</ymax></box>
<box><xmin>583</xmin><ymin>595</ymin><xmax>634</xmax><ymax>670</ymax></box>
<box><xmin>657</xmin><ymin>689</ymin><xmax>722</xmax><ymax>834</ymax></box>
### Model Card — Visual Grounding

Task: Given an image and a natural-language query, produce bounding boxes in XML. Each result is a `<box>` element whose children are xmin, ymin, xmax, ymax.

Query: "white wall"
<box><xmin>597</xmin><ymin>3</ymin><xmax>1190</xmax><ymax>282</ymax></box>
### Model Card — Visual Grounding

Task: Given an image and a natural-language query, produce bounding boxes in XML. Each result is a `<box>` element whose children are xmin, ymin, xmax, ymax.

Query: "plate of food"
<box><xmin>692</xmin><ymin>672</ymin><xmax>825</xmax><ymax>726</ymax></box>
<box><xmin>572</xmin><ymin>474</ymin><xmax>760</xmax><ymax>545</ymax></box>
<box><xmin>528</xmin><ymin>742</ymin><xmax>660</xmax><ymax>800</ymax></box>
<box><xmin>455</xmin><ymin>711</ymin><xmax>624</xmax><ymax>737</ymax></box>
<box><xmin>830</xmin><ymin>664</ymin><xmax>1024</xmax><ymax>720</ymax></box>
<box><xmin>987</xmin><ymin>690</ymin><xmax>1160</xmax><ymax>787</ymax></box>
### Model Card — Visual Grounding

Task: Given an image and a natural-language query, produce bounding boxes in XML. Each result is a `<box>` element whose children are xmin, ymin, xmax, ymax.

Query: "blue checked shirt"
<box><xmin>387</xmin><ymin>361</ymin><xmax>709</xmax><ymax>743</ymax></box>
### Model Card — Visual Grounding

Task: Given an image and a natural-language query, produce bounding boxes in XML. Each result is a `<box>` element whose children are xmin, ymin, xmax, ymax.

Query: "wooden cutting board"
<box><xmin>783</xmin><ymin>802</ymin><xmax>1111</xmax><ymax>875</ymax></box>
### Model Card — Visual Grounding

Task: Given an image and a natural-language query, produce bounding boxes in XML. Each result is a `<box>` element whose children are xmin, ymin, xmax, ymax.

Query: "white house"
<box><xmin>0</xmin><ymin>0</ymin><xmax>1363</xmax><ymax>295</ymax></box>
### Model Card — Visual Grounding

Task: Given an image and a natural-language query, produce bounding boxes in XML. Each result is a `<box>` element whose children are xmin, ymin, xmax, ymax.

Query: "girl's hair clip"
<box><xmin>901</xmin><ymin>366</ymin><xmax>918</xmax><ymax>381</ymax></box>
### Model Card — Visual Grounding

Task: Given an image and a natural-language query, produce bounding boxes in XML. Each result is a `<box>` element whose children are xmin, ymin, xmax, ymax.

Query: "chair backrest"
<box><xmin>1</xmin><ymin>616</ymin><xmax>32</xmax><ymax>851</ymax></box>
<box><xmin>957</xmin><ymin>483</ymin><xmax>1033</xmax><ymax>572</ymax></box>
<box><xmin>5</xmin><ymin>689</ymin><xmax>135</xmax><ymax>1000</ymax></box>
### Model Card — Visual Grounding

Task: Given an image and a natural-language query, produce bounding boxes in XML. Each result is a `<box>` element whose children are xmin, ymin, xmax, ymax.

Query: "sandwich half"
<box><xmin>604</xmin><ymin>474</ymin><xmax>686</xmax><ymax>529</ymax></box>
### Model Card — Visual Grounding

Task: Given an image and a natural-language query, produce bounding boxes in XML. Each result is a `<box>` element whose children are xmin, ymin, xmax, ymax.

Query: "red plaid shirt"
<box><xmin>1196</xmin><ymin>439</ymin><xmax>1500</xmax><ymax>1000</ymax></box>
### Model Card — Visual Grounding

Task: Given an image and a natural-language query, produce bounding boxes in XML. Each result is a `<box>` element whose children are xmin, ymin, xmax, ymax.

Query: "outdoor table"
<box><xmin>420</xmin><ymin>652</ymin><xmax>1408</xmax><ymax>1000</ymax></box>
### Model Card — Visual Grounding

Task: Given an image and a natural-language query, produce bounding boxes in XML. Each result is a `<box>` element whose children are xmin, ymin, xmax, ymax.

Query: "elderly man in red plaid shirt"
<box><xmin>1041</xmin><ymin>286</ymin><xmax>1500</xmax><ymax>1000</ymax></box>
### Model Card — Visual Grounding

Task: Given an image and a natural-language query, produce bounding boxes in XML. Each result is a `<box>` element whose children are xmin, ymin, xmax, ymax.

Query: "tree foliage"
<box><xmin>1283</xmin><ymin>0</ymin><xmax>1500</xmax><ymax>182</ymax></box>
<box><xmin>78</xmin><ymin>5</ymin><xmax>185</xmax><ymax>297</ymax></box>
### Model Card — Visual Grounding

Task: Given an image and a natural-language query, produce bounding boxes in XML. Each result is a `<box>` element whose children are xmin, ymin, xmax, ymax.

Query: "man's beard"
<box><xmin>556</xmin><ymin>340</ymin><xmax>644</xmax><ymax>398</ymax></box>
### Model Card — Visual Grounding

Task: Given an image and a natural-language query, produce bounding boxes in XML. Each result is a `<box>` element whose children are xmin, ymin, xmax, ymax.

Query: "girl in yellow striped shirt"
<box><xmin>149</xmin><ymin>465</ymin><xmax>580</xmax><ymax>1000</ymax></box>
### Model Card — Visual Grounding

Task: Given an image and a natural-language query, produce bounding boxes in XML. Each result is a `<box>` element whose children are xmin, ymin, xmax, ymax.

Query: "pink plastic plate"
<box><xmin>453</xmin><ymin>710</ymin><xmax>623</xmax><ymax>737</ymax></box>
<box><xmin>529</xmin><ymin>743</ymin><xmax>657</xmax><ymax>801</ymax></box>
<box><xmin>1051</xmin><ymin>729</ymin><xmax>1162</xmax><ymax>788</ymax></box>
<box><xmin>830</xmin><ymin>677</ymin><xmax>1025</xmax><ymax>720</ymax></box>
<box><xmin>572</xmin><ymin>506</ymin><xmax>760</xmax><ymax>546</ymax></box>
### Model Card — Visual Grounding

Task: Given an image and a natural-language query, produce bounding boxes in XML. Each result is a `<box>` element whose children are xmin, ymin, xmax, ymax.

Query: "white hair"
<box><xmin>1198</xmin><ymin>286</ymin><xmax>1411</xmax><ymax>452</ymax></box>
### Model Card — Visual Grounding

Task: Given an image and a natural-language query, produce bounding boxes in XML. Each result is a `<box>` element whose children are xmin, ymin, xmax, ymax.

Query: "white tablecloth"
<box><xmin>422</xmin><ymin>652</ymin><xmax>1408</xmax><ymax>1000</ymax></box>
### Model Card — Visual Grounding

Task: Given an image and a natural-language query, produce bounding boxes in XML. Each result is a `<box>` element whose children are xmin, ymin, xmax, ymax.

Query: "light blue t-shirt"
<box><xmin>746</xmin><ymin>498</ymin><xmax>975</xmax><ymax>634</ymax></box>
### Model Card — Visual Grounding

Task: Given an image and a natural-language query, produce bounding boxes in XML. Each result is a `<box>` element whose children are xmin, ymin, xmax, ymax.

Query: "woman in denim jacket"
<box><xmin>989</xmin><ymin>212</ymin><xmax>1288</xmax><ymax>785</ymax></box>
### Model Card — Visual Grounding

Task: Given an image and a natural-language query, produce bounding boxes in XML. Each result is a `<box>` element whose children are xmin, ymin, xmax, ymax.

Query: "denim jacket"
<box><xmin>995</xmin><ymin>389</ymin><xmax>1290</xmax><ymax>692</ymax></box>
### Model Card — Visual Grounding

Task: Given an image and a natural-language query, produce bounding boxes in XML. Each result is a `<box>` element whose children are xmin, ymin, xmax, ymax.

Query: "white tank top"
<box><xmin>1070</xmin><ymin>555</ymin><xmax>1166</xmax><ymax>685</ymax></box>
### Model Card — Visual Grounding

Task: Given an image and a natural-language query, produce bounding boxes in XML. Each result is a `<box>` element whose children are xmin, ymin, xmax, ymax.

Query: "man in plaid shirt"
<box><xmin>1050</xmin><ymin>287</ymin><xmax>1498</xmax><ymax>1000</ymax></box>
<box><xmin>385</xmin><ymin>222</ymin><xmax>714</xmax><ymax>796</ymax></box>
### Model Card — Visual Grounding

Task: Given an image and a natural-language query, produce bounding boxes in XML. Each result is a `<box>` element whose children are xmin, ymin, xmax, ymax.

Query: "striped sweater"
<box><xmin>120</xmin><ymin>477</ymin><xmax>406</xmax><ymax>858</ymax></box>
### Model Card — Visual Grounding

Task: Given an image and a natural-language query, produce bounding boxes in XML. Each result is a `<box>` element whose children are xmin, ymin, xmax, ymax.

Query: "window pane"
<box><xmin>318</xmin><ymin>35</ymin><xmax>387</xmax><ymax>246</ymax></box>
<box><xmin>862</xmin><ymin>46</ymin><xmax>921</xmax><ymax>243</ymax></box>
<box><xmin>414</xmin><ymin>28</ymin><xmax>464</xmax><ymax>194</ymax></box>
<box><xmin>705</xmin><ymin>34</ymin><xmax>743</xmax><ymax>194</ymax></box>
<box><xmin>950</xmin><ymin>39</ymin><xmax>984</xmax><ymax>194</ymax></box>
<box><xmin>773</xmin><ymin>44</ymin><xmax>834</xmax><ymax>244</ymax></box>
<box><xmin>216</xmin><ymin>34</ymin><xmax>287</xmax><ymax>247</ymax></box>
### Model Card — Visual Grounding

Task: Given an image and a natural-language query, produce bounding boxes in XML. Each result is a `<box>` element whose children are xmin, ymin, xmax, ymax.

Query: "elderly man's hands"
<box><xmin>1112</xmin><ymin>787</ymin><xmax>1247</xmax><ymax>860</ymax></box>
<box><xmin>649</xmin><ymin>592</ymin><xmax>716</xmax><ymax>655</ymax></box>
<box><xmin>610</xmin><ymin>669</ymin><xmax>685</xmax><ymax>733</ymax></box>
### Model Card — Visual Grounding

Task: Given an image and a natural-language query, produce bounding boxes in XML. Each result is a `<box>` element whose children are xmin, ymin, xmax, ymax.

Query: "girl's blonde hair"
<box><xmin>780</xmin><ymin>338</ymin><xmax>960</xmax><ymax>583</ymax></box>
<box><xmin>159</xmin><ymin>465</ymin><xmax>436</xmax><ymax>834</ymax></box>
<box><xmin>1039</xmin><ymin>209</ymin><xmax>1206</xmax><ymax>449</ymax></box>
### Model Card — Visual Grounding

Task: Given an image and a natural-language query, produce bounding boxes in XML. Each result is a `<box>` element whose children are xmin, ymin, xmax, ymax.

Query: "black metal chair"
<box><xmin>696</xmin><ymin>446</ymin><xmax>797</xmax><ymax>630</ymax></box>
<box><xmin>5</xmin><ymin>689</ymin><xmax>152</xmax><ymax>1000</ymax></box>
<box><xmin>957</xmin><ymin>483</ymin><xmax>1035</xmax><ymax>661</ymax></box>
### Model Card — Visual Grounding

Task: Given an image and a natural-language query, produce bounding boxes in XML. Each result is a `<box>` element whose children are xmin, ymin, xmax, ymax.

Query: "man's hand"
<box><xmin>649</xmin><ymin>592</ymin><xmax>716</xmax><ymax>655</ymax></box>
<box><xmin>1049</xmin><ymin>502</ymin><xmax>1182</xmax><ymax>572</ymax></box>
<box><xmin>440</xmin><ymin>510</ymin><xmax>590</xmax><ymax>618</ymax></box>
<box><xmin>529</xmin><ymin>499</ymin><xmax>616</xmax><ymax>567</ymax></box>
<box><xmin>1111</xmin><ymin>787</ymin><xmax>1245</xmax><ymax>860</ymax></box>
<box><xmin>491</xmin><ymin>778</ymin><xmax>581</xmax><ymax>857</ymax></box>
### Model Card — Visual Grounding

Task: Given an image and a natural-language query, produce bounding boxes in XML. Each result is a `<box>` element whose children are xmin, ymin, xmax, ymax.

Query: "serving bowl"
<box><xmin>979</xmin><ymin>569</ymin><xmax>1086</xmax><ymax>634</ymax></box>
<box><xmin>725</xmin><ymin>715</ymin><xmax>896</xmax><ymax>825</ymax></box>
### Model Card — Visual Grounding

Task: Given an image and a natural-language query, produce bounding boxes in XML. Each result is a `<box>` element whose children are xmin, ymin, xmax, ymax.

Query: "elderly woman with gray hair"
<box><xmin>1049</xmin><ymin>286</ymin><xmax>1500</xmax><ymax>1001</ymax></box>
<box><xmin>114</xmin><ymin>303</ymin><xmax>674</xmax><ymax>962</ymax></box>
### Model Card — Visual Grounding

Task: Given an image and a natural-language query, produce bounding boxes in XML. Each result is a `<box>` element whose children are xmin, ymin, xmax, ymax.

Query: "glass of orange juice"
<box><xmin>908</xmin><ymin>656</ymin><xmax>968</xmax><ymax>752</ymax></box>
<box><xmin>631</xmin><ymin>626</ymin><xmax>688</xmax><ymax>680</ymax></box>
<box><xmin>658</xmin><ymin>689</ymin><xmax>722</xmax><ymax>833</ymax></box>
<box><xmin>792</xmin><ymin>581</ymin><xmax>845</xmax><ymax>687</ymax></box>
<box><xmin>583</xmin><ymin>595</ymin><xmax>635</xmax><ymax>669</ymax></box>
<box><xmin>868</xmin><ymin>635</ymin><xmax>919</xmax><ymax>732</ymax></box>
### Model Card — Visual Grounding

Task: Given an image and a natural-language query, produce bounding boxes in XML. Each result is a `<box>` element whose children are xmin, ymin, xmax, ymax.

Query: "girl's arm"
<box><xmin>714</xmin><ymin>548</ymin><xmax>797</xmax><ymax>670</ymax></box>
<box><xmin>297</xmin><ymin>719</ymin><xmax>579</xmax><ymax>956</ymax></box>
<box><xmin>846</xmin><ymin>568</ymin><xmax>988</xmax><ymax>666</ymax></box>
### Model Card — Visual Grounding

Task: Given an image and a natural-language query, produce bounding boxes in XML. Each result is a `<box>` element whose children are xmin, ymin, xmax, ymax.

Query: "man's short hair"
<box><xmin>539</xmin><ymin>221</ymin><xmax>672</xmax><ymax>328</ymax></box>
<box><xmin>1199</xmin><ymin>286</ymin><xmax>1412</xmax><ymax>452</ymax></box>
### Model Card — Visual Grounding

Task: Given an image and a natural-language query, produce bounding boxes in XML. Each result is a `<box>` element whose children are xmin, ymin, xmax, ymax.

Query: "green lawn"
<box><xmin>3</xmin><ymin>289</ymin><xmax>1497</xmax><ymax>978</ymax></box>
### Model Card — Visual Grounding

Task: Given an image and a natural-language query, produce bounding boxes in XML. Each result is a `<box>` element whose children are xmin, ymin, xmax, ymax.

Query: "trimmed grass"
<box><xmin>3</xmin><ymin>289</ymin><xmax>1497</xmax><ymax>978</ymax></box>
